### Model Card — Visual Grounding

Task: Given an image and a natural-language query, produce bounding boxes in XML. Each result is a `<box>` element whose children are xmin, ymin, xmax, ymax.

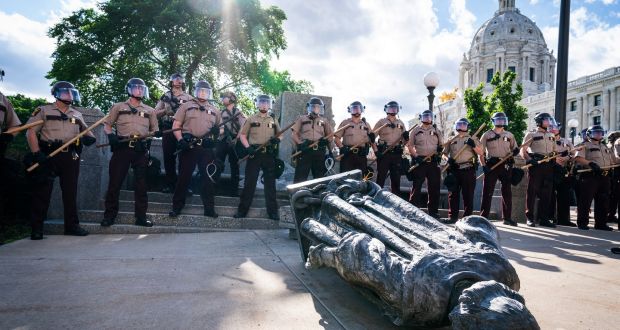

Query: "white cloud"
<box><xmin>529</xmin><ymin>0</ymin><xmax>540</xmax><ymax>4</ymax></box>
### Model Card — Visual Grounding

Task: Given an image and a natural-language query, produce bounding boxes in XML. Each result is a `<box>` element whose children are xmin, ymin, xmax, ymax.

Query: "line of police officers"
<box><xmin>3</xmin><ymin>74</ymin><xmax>620</xmax><ymax>240</ymax></box>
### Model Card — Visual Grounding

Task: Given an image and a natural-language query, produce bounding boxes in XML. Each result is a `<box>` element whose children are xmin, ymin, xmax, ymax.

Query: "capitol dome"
<box><xmin>459</xmin><ymin>0</ymin><xmax>556</xmax><ymax>97</ymax></box>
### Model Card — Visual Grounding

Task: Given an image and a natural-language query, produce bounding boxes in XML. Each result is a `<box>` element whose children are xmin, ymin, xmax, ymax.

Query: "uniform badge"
<box><xmin>268</xmin><ymin>122</ymin><xmax>274</xmax><ymax>128</ymax></box>
<box><xmin>31</xmin><ymin>108</ymin><xmax>41</xmax><ymax>117</ymax></box>
<box><xmin>318</xmin><ymin>121</ymin><xmax>324</xmax><ymax>127</ymax></box>
<box><xmin>503</xmin><ymin>137</ymin><xmax>508</xmax><ymax>142</ymax></box>
<box><xmin>139</xmin><ymin>111</ymin><xmax>145</xmax><ymax>117</ymax></box>
<box><xmin>430</xmin><ymin>131</ymin><xmax>435</xmax><ymax>136</ymax></box>
<box><xmin>70</xmin><ymin>117</ymin><xmax>77</xmax><ymax>124</ymax></box>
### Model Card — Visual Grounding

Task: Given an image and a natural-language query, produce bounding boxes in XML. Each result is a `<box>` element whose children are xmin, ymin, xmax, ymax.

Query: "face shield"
<box><xmin>589</xmin><ymin>128</ymin><xmax>606</xmax><ymax>141</ymax></box>
<box><xmin>548</xmin><ymin>123</ymin><xmax>561</xmax><ymax>135</ymax></box>
<box><xmin>420</xmin><ymin>112</ymin><xmax>433</xmax><ymax>124</ymax></box>
<box><xmin>194</xmin><ymin>86</ymin><xmax>212</xmax><ymax>101</ymax></box>
<box><xmin>255</xmin><ymin>96</ymin><xmax>272</xmax><ymax>112</ymax></box>
<box><xmin>348</xmin><ymin>104</ymin><xmax>364</xmax><ymax>115</ymax></box>
<box><xmin>307</xmin><ymin>103</ymin><xmax>325</xmax><ymax>116</ymax></box>
<box><xmin>492</xmin><ymin>116</ymin><xmax>509</xmax><ymax>127</ymax></box>
<box><xmin>170</xmin><ymin>74</ymin><xmax>184</xmax><ymax>88</ymax></box>
<box><xmin>454</xmin><ymin>120</ymin><xmax>469</xmax><ymax>132</ymax></box>
<box><xmin>385</xmin><ymin>105</ymin><xmax>400</xmax><ymax>115</ymax></box>
<box><xmin>54</xmin><ymin>87</ymin><xmax>81</xmax><ymax>104</ymax></box>
<box><xmin>127</xmin><ymin>83</ymin><xmax>149</xmax><ymax>100</ymax></box>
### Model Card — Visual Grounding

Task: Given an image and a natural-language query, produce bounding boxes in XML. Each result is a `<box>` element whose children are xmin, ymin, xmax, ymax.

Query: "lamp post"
<box><xmin>568</xmin><ymin>118</ymin><xmax>579</xmax><ymax>145</ymax></box>
<box><xmin>424</xmin><ymin>72</ymin><xmax>439</xmax><ymax>112</ymax></box>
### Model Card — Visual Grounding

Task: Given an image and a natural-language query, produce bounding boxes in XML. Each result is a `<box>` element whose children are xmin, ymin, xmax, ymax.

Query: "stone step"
<box><xmin>77</xmin><ymin>210</ymin><xmax>280</xmax><ymax>230</ymax></box>
<box><xmin>118</xmin><ymin>190</ymin><xmax>289</xmax><ymax>207</ymax></box>
<box><xmin>43</xmin><ymin>220</ymin><xmax>242</xmax><ymax>235</ymax></box>
<box><xmin>116</xmin><ymin>201</ymin><xmax>269</xmax><ymax>218</ymax></box>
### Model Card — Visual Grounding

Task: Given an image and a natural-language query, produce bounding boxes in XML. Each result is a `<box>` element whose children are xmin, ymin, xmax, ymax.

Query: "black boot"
<box><xmin>135</xmin><ymin>217</ymin><xmax>154</xmax><ymax>227</ymax></box>
<box><xmin>234</xmin><ymin>210</ymin><xmax>247</xmax><ymax>218</ymax></box>
<box><xmin>503</xmin><ymin>219</ymin><xmax>518</xmax><ymax>226</ymax></box>
<box><xmin>168</xmin><ymin>209</ymin><xmax>182</xmax><ymax>217</ymax></box>
<box><xmin>64</xmin><ymin>226</ymin><xmax>89</xmax><ymax>236</ymax></box>
<box><xmin>441</xmin><ymin>217</ymin><xmax>458</xmax><ymax>224</ymax></box>
<box><xmin>100</xmin><ymin>218</ymin><xmax>115</xmax><ymax>227</ymax></box>
<box><xmin>526</xmin><ymin>219</ymin><xmax>536</xmax><ymax>227</ymax></box>
<box><xmin>31</xmin><ymin>231</ymin><xmax>43</xmax><ymax>240</ymax></box>
<box><xmin>539</xmin><ymin>219</ymin><xmax>556</xmax><ymax>228</ymax></box>
<box><xmin>204</xmin><ymin>209</ymin><xmax>218</xmax><ymax>218</ymax></box>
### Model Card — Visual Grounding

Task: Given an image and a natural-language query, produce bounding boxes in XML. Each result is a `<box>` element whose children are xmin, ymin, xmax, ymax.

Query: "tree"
<box><xmin>464</xmin><ymin>83</ymin><xmax>491</xmax><ymax>135</ymax></box>
<box><xmin>5</xmin><ymin>94</ymin><xmax>49</xmax><ymax>157</ymax></box>
<box><xmin>47</xmin><ymin>0</ymin><xmax>311</xmax><ymax>111</ymax></box>
<box><xmin>488</xmin><ymin>71</ymin><xmax>528</xmax><ymax>144</ymax></box>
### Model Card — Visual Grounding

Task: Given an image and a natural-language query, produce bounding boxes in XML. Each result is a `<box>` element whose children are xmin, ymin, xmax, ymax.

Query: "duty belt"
<box><xmin>187</xmin><ymin>135</ymin><xmax>214</xmax><ymax>149</ymax></box>
<box><xmin>116</xmin><ymin>136</ymin><xmax>149</xmax><ymax>150</ymax></box>
<box><xmin>251</xmin><ymin>144</ymin><xmax>277</xmax><ymax>154</ymax></box>
<box><xmin>39</xmin><ymin>140</ymin><xmax>79</xmax><ymax>154</ymax></box>
<box><xmin>348</xmin><ymin>144</ymin><xmax>369</xmax><ymax>155</ymax></box>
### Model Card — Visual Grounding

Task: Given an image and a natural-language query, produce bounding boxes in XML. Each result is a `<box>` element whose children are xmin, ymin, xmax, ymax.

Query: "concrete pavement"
<box><xmin>1</xmin><ymin>224</ymin><xmax>619</xmax><ymax>329</ymax></box>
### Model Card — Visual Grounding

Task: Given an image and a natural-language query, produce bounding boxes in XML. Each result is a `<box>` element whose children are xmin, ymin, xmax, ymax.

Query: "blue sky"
<box><xmin>1</xmin><ymin>0</ymin><xmax>619</xmax><ymax>123</ymax></box>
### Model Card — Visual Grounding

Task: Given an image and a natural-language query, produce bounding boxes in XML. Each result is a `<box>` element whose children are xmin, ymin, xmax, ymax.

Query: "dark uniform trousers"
<box><xmin>294</xmin><ymin>148</ymin><xmax>326</xmax><ymax>183</ymax></box>
<box><xmin>408</xmin><ymin>161</ymin><xmax>440</xmax><ymax>216</ymax></box>
<box><xmin>480</xmin><ymin>166</ymin><xmax>512</xmax><ymax>220</ymax></box>
<box><xmin>216</xmin><ymin>140</ymin><xmax>240</xmax><ymax>187</ymax></box>
<box><xmin>104</xmin><ymin>147</ymin><xmax>149</xmax><ymax>220</ymax></box>
<box><xmin>340</xmin><ymin>152</ymin><xmax>367</xmax><ymax>174</ymax></box>
<box><xmin>162</xmin><ymin>133</ymin><xmax>178</xmax><ymax>188</ymax></box>
<box><xmin>238</xmin><ymin>152</ymin><xmax>278</xmax><ymax>215</ymax></box>
<box><xmin>525</xmin><ymin>162</ymin><xmax>554</xmax><ymax>221</ymax></box>
<box><xmin>376</xmin><ymin>152</ymin><xmax>402</xmax><ymax>194</ymax></box>
<box><xmin>551</xmin><ymin>167</ymin><xmax>573</xmax><ymax>224</ymax></box>
<box><xmin>30</xmin><ymin>152</ymin><xmax>80</xmax><ymax>232</ymax></box>
<box><xmin>448</xmin><ymin>167</ymin><xmax>476</xmax><ymax>219</ymax></box>
<box><xmin>607</xmin><ymin>170</ymin><xmax>620</xmax><ymax>221</ymax></box>
<box><xmin>173</xmin><ymin>146</ymin><xmax>216</xmax><ymax>211</ymax></box>
<box><xmin>577</xmin><ymin>173</ymin><xmax>611</xmax><ymax>228</ymax></box>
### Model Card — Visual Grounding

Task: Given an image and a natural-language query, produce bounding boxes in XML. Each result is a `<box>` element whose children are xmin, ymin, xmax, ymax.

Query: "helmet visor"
<box><xmin>349</xmin><ymin>105</ymin><xmax>363</xmax><ymax>115</ymax></box>
<box><xmin>548</xmin><ymin>123</ymin><xmax>560</xmax><ymax>134</ymax></box>
<box><xmin>55</xmin><ymin>87</ymin><xmax>81</xmax><ymax>104</ymax></box>
<box><xmin>385</xmin><ymin>105</ymin><xmax>399</xmax><ymax>115</ymax></box>
<box><xmin>255</xmin><ymin>96</ymin><xmax>272</xmax><ymax>111</ymax></box>
<box><xmin>492</xmin><ymin>116</ymin><xmax>508</xmax><ymax>127</ymax></box>
<box><xmin>127</xmin><ymin>84</ymin><xmax>149</xmax><ymax>99</ymax></box>
<box><xmin>307</xmin><ymin>104</ymin><xmax>325</xmax><ymax>115</ymax></box>
<box><xmin>454</xmin><ymin>120</ymin><xmax>468</xmax><ymax>131</ymax></box>
<box><xmin>420</xmin><ymin>112</ymin><xmax>433</xmax><ymax>123</ymax></box>
<box><xmin>194</xmin><ymin>87</ymin><xmax>212</xmax><ymax>100</ymax></box>
<box><xmin>589</xmin><ymin>128</ymin><xmax>606</xmax><ymax>140</ymax></box>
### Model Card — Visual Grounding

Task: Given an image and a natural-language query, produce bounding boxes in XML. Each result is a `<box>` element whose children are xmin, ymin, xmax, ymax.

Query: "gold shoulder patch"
<box><xmin>31</xmin><ymin>107</ymin><xmax>42</xmax><ymax>117</ymax></box>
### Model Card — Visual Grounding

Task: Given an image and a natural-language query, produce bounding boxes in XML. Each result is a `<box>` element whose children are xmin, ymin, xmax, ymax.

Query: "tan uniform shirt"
<box><xmin>522</xmin><ymin>129</ymin><xmax>556</xmax><ymax>156</ymax></box>
<box><xmin>105</xmin><ymin>99</ymin><xmax>157</xmax><ymax>137</ymax></box>
<box><xmin>480</xmin><ymin>130</ymin><xmax>516</xmax><ymax>158</ymax></box>
<box><xmin>220</xmin><ymin>107</ymin><xmax>246</xmax><ymax>137</ymax></box>
<box><xmin>27</xmin><ymin>104</ymin><xmax>86</xmax><ymax>142</ymax></box>
<box><xmin>240</xmin><ymin>113</ymin><xmax>280</xmax><ymax>145</ymax></box>
<box><xmin>444</xmin><ymin>134</ymin><xmax>480</xmax><ymax>163</ymax></box>
<box><xmin>334</xmin><ymin>118</ymin><xmax>371</xmax><ymax>146</ymax></box>
<box><xmin>576</xmin><ymin>141</ymin><xmax>616</xmax><ymax>167</ymax></box>
<box><xmin>555</xmin><ymin>137</ymin><xmax>573</xmax><ymax>154</ymax></box>
<box><xmin>154</xmin><ymin>91</ymin><xmax>192</xmax><ymax>119</ymax></box>
<box><xmin>374</xmin><ymin>117</ymin><xmax>406</xmax><ymax>146</ymax></box>
<box><xmin>174</xmin><ymin>100</ymin><xmax>221</xmax><ymax>137</ymax></box>
<box><xmin>613</xmin><ymin>139</ymin><xmax>620</xmax><ymax>161</ymax></box>
<box><xmin>292</xmin><ymin>114</ymin><xmax>333</xmax><ymax>142</ymax></box>
<box><xmin>408</xmin><ymin>125</ymin><xmax>443</xmax><ymax>156</ymax></box>
<box><xmin>0</xmin><ymin>92</ymin><xmax>21</xmax><ymax>129</ymax></box>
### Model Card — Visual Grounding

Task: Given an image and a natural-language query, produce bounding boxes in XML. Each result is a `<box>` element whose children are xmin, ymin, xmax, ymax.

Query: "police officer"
<box><xmin>168</xmin><ymin>80</ymin><xmax>221</xmax><ymax>218</ymax></box>
<box><xmin>25</xmin><ymin>81</ymin><xmax>96</xmax><ymax>239</ymax></box>
<box><xmin>0</xmin><ymin>91</ymin><xmax>21</xmax><ymax>158</ymax></box>
<box><xmin>407</xmin><ymin>110</ymin><xmax>443</xmax><ymax>219</ymax></box>
<box><xmin>291</xmin><ymin>97</ymin><xmax>333</xmax><ymax>183</ymax></box>
<box><xmin>520</xmin><ymin>113</ymin><xmax>557</xmax><ymax>227</ymax></box>
<box><xmin>549</xmin><ymin>122</ymin><xmax>577</xmax><ymax>227</ymax></box>
<box><xmin>373</xmin><ymin>101</ymin><xmax>408</xmax><ymax>194</ymax></box>
<box><xmin>574</xmin><ymin>125</ymin><xmax>616</xmax><ymax>231</ymax></box>
<box><xmin>101</xmin><ymin>78</ymin><xmax>158</xmax><ymax>228</ymax></box>
<box><xmin>605</xmin><ymin>131</ymin><xmax>620</xmax><ymax>226</ymax></box>
<box><xmin>154</xmin><ymin>73</ymin><xmax>193</xmax><ymax>193</ymax></box>
<box><xmin>216</xmin><ymin>91</ymin><xmax>246</xmax><ymax>195</ymax></box>
<box><xmin>234</xmin><ymin>95</ymin><xmax>281</xmax><ymax>220</ymax></box>
<box><xmin>334</xmin><ymin>101</ymin><xmax>373</xmax><ymax>175</ymax></box>
<box><xmin>442</xmin><ymin>118</ymin><xmax>482</xmax><ymax>224</ymax></box>
<box><xmin>479</xmin><ymin>112</ymin><xmax>519</xmax><ymax>226</ymax></box>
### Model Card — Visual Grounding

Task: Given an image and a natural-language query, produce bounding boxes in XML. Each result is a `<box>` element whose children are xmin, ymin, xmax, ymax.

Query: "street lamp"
<box><xmin>567</xmin><ymin>118</ymin><xmax>579</xmax><ymax>144</ymax></box>
<box><xmin>424</xmin><ymin>72</ymin><xmax>439</xmax><ymax>111</ymax></box>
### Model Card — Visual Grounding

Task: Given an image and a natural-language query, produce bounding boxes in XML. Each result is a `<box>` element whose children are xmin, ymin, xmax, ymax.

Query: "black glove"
<box><xmin>388</xmin><ymin>123</ymin><xmax>396</xmax><ymax>129</ymax></box>
<box><xmin>589</xmin><ymin>162</ymin><xmax>602</xmax><ymax>175</ymax></box>
<box><xmin>32</xmin><ymin>151</ymin><xmax>47</xmax><ymax>164</ymax></box>
<box><xmin>318</xmin><ymin>137</ymin><xmax>329</xmax><ymax>148</ymax></box>
<box><xmin>367</xmin><ymin>132</ymin><xmax>376</xmax><ymax>143</ymax></box>
<box><xmin>299</xmin><ymin>140</ymin><xmax>312</xmax><ymax>152</ymax></box>
<box><xmin>210</xmin><ymin>126</ymin><xmax>220</xmax><ymax>136</ymax></box>
<box><xmin>81</xmin><ymin>135</ymin><xmax>96</xmax><ymax>146</ymax></box>
<box><xmin>448</xmin><ymin>157</ymin><xmax>457</xmax><ymax>168</ymax></box>
<box><xmin>153</xmin><ymin>130</ymin><xmax>163</xmax><ymax>138</ymax></box>
<box><xmin>401</xmin><ymin>131</ymin><xmax>409</xmax><ymax>141</ymax></box>
<box><xmin>339</xmin><ymin>146</ymin><xmax>350</xmax><ymax>156</ymax></box>
<box><xmin>465</xmin><ymin>138</ymin><xmax>476</xmax><ymax>148</ymax></box>
<box><xmin>512</xmin><ymin>148</ymin><xmax>520</xmax><ymax>156</ymax></box>
<box><xmin>0</xmin><ymin>133</ymin><xmax>14</xmax><ymax>143</ymax></box>
<box><xmin>177</xmin><ymin>139</ymin><xmax>190</xmax><ymax>151</ymax></box>
<box><xmin>246</xmin><ymin>145</ymin><xmax>257</xmax><ymax>155</ymax></box>
<box><xmin>269</xmin><ymin>136</ymin><xmax>280</xmax><ymax>145</ymax></box>
<box><xmin>375</xmin><ymin>150</ymin><xmax>384</xmax><ymax>159</ymax></box>
<box><xmin>527</xmin><ymin>159</ymin><xmax>538</xmax><ymax>166</ymax></box>
<box><xmin>483</xmin><ymin>165</ymin><xmax>490</xmax><ymax>174</ymax></box>
<box><xmin>107</xmin><ymin>133</ymin><xmax>119</xmax><ymax>146</ymax></box>
<box><xmin>560</xmin><ymin>150</ymin><xmax>569</xmax><ymax>157</ymax></box>
<box><xmin>436</xmin><ymin>145</ymin><xmax>443</xmax><ymax>153</ymax></box>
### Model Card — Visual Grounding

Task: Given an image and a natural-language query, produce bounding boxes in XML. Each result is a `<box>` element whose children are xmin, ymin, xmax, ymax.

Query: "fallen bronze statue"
<box><xmin>287</xmin><ymin>170</ymin><xmax>539</xmax><ymax>329</ymax></box>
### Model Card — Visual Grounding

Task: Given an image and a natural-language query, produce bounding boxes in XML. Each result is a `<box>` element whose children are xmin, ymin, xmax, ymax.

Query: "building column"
<box><xmin>578</xmin><ymin>95</ymin><xmax>587</xmax><ymax>132</ymax></box>
<box><xmin>610</xmin><ymin>86</ymin><xmax>617</xmax><ymax>131</ymax></box>
<box><xmin>603</xmin><ymin>89</ymin><xmax>610</xmax><ymax>129</ymax></box>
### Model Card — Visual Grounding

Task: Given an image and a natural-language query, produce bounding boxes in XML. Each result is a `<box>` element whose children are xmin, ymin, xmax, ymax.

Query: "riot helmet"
<box><xmin>51</xmin><ymin>81</ymin><xmax>81</xmax><ymax>105</ymax></box>
<box><xmin>126</xmin><ymin>78</ymin><xmax>149</xmax><ymax>100</ymax></box>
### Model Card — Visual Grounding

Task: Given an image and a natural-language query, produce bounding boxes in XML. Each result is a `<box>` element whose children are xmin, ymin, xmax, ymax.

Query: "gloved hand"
<box><xmin>375</xmin><ymin>150</ymin><xmax>384</xmax><ymax>159</ymax></box>
<box><xmin>81</xmin><ymin>135</ymin><xmax>96</xmax><ymax>146</ymax></box>
<box><xmin>339</xmin><ymin>146</ymin><xmax>350</xmax><ymax>156</ymax></box>
<box><xmin>107</xmin><ymin>133</ymin><xmax>119</xmax><ymax>146</ymax></box>
<box><xmin>589</xmin><ymin>162</ymin><xmax>602</xmax><ymax>175</ymax></box>
<box><xmin>32</xmin><ymin>151</ymin><xmax>47</xmax><ymax>164</ymax></box>
<box><xmin>0</xmin><ymin>132</ymin><xmax>14</xmax><ymax>143</ymax></box>
<box><xmin>299</xmin><ymin>140</ymin><xmax>312</xmax><ymax>152</ymax></box>
<box><xmin>465</xmin><ymin>138</ymin><xmax>476</xmax><ymax>148</ymax></box>
<box><xmin>483</xmin><ymin>165</ymin><xmax>490</xmax><ymax>174</ymax></box>
<box><xmin>210</xmin><ymin>126</ymin><xmax>220</xmax><ymax>136</ymax></box>
<box><xmin>246</xmin><ymin>145</ymin><xmax>257</xmax><ymax>155</ymax></box>
<box><xmin>448</xmin><ymin>157</ymin><xmax>457</xmax><ymax>168</ymax></box>
<box><xmin>153</xmin><ymin>130</ymin><xmax>163</xmax><ymax>138</ymax></box>
<box><xmin>401</xmin><ymin>131</ymin><xmax>409</xmax><ymax>141</ymax></box>
<box><xmin>527</xmin><ymin>158</ymin><xmax>539</xmax><ymax>166</ymax></box>
<box><xmin>177</xmin><ymin>139</ymin><xmax>190</xmax><ymax>151</ymax></box>
<box><xmin>560</xmin><ymin>150</ymin><xmax>569</xmax><ymax>157</ymax></box>
<box><xmin>318</xmin><ymin>137</ymin><xmax>329</xmax><ymax>148</ymax></box>
<box><xmin>512</xmin><ymin>148</ymin><xmax>520</xmax><ymax>156</ymax></box>
<box><xmin>436</xmin><ymin>145</ymin><xmax>443</xmax><ymax>154</ymax></box>
<box><xmin>367</xmin><ymin>132</ymin><xmax>376</xmax><ymax>143</ymax></box>
<box><xmin>269</xmin><ymin>136</ymin><xmax>280</xmax><ymax>145</ymax></box>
